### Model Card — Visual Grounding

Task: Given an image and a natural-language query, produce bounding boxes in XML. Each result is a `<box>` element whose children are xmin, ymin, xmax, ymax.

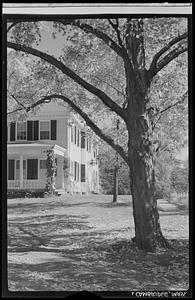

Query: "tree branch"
<box><xmin>8</xmin><ymin>94</ymin><xmax>129</xmax><ymax>164</ymax></box>
<box><xmin>152</xmin><ymin>91</ymin><xmax>188</xmax><ymax>129</ymax></box>
<box><xmin>149</xmin><ymin>33</ymin><xmax>188</xmax><ymax>79</ymax></box>
<box><xmin>149</xmin><ymin>32</ymin><xmax>188</xmax><ymax>75</ymax></box>
<box><xmin>7</xmin><ymin>41</ymin><xmax>127</xmax><ymax>121</ymax></box>
<box><xmin>59</xmin><ymin>19</ymin><xmax>125</xmax><ymax>59</ymax></box>
<box><xmin>107</xmin><ymin>18</ymin><xmax>125</xmax><ymax>49</ymax></box>
<box><xmin>155</xmin><ymin>45</ymin><xmax>188</xmax><ymax>76</ymax></box>
<box><xmin>7</xmin><ymin>22</ymin><xmax>20</xmax><ymax>33</ymax></box>
<box><xmin>7</xmin><ymin>91</ymin><xmax>27</xmax><ymax>109</ymax></box>
<box><xmin>158</xmin><ymin>91</ymin><xmax>188</xmax><ymax>115</ymax></box>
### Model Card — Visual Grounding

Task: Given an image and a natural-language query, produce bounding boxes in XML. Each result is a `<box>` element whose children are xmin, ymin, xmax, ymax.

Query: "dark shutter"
<box><xmin>33</xmin><ymin>121</ymin><xmax>39</xmax><ymax>140</ymax></box>
<box><xmin>27</xmin><ymin>121</ymin><xmax>33</xmax><ymax>141</ymax></box>
<box><xmin>27</xmin><ymin>159</ymin><xmax>38</xmax><ymax>179</ymax></box>
<box><xmin>81</xmin><ymin>164</ymin><xmax>86</xmax><ymax>182</ymax></box>
<box><xmin>8</xmin><ymin>159</ymin><xmax>15</xmax><ymax>180</ymax></box>
<box><xmin>74</xmin><ymin>162</ymin><xmax>77</xmax><ymax>181</ymax></box>
<box><xmin>10</xmin><ymin>122</ymin><xmax>15</xmax><ymax>141</ymax></box>
<box><xmin>81</xmin><ymin>131</ymin><xmax>85</xmax><ymax>149</ymax></box>
<box><xmin>74</xmin><ymin>126</ymin><xmax>77</xmax><ymax>144</ymax></box>
<box><xmin>51</xmin><ymin>120</ymin><xmax>57</xmax><ymax>140</ymax></box>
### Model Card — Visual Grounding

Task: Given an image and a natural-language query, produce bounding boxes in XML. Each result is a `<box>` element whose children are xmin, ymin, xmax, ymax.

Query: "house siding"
<box><xmin>7</xmin><ymin>101</ymin><xmax>100</xmax><ymax>194</ymax></box>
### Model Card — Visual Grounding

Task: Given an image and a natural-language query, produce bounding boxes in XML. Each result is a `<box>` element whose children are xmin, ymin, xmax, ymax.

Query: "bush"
<box><xmin>170</xmin><ymin>165</ymin><xmax>188</xmax><ymax>194</ymax></box>
<box><xmin>7</xmin><ymin>190</ymin><xmax>46</xmax><ymax>199</ymax></box>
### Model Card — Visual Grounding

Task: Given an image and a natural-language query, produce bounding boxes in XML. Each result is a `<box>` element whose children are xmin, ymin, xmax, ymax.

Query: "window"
<box><xmin>15</xmin><ymin>160</ymin><xmax>27</xmax><ymax>179</ymax></box>
<box><xmin>71</xmin><ymin>125</ymin><xmax>74</xmax><ymax>143</ymax></box>
<box><xmin>40</xmin><ymin>121</ymin><xmax>50</xmax><ymax>140</ymax></box>
<box><xmin>17</xmin><ymin>122</ymin><xmax>27</xmax><ymax>140</ymax></box>
<box><xmin>8</xmin><ymin>159</ymin><xmax>15</xmax><ymax>180</ymax></box>
<box><xmin>74</xmin><ymin>161</ymin><xmax>77</xmax><ymax>181</ymax></box>
<box><xmin>40</xmin><ymin>160</ymin><xmax>47</xmax><ymax>169</ymax></box>
<box><xmin>81</xmin><ymin>131</ymin><xmax>85</xmax><ymax>148</ymax></box>
<box><xmin>81</xmin><ymin>164</ymin><xmax>86</xmax><ymax>182</ymax></box>
<box><xmin>89</xmin><ymin>138</ymin><xmax>91</xmax><ymax>152</ymax></box>
<box><xmin>74</xmin><ymin>125</ymin><xmax>77</xmax><ymax>144</ymax></box>
<box><xmin>27</xmin><ymin>159</ymin><xmax>38</xmax><ymax>179</ymax></box>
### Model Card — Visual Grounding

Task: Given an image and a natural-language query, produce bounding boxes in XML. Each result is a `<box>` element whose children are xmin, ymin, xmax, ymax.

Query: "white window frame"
<box><xmin>39</xmin><ymin>120</ymin><xmax>50</xmax><ymax>140</ymax></box>
<box><xmin>16</xmin><ymin>121</ymin><xmax>27</xmax><ymax>141</ymax></box>
<box><xmin>14</xmin><ymin>159</ymin><xmax>27</xmax><ymax>180</ymax></box>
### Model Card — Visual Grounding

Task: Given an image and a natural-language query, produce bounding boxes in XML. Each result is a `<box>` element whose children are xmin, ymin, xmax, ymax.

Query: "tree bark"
<box><xmin>126</xmin><ymin>78</ymin><xmax>169</xmax><ymax>252</ymax></box>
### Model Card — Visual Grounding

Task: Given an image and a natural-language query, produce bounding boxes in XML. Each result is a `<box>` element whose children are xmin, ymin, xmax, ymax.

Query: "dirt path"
<box><xmin>7</xmin><ymin>195</ymin><xmax>189</xmax><ymax>291</ymax></box>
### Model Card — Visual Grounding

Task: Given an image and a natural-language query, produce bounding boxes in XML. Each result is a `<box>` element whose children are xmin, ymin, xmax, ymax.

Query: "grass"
<box><xmin>7</xmin><ymin>195</ymin><xmax>189</xmax><ymax>292</ymax></box>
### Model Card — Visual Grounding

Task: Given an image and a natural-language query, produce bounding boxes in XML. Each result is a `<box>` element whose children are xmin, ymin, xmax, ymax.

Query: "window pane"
<box><xmin>40</xmin><ymin>121</ymin><xmax>49</xmax><ymax>130</ymax></box>
<box><xmin>8</xmin><ymin>160</ymin><xmax>15</xmax><ymax>180</ymax></box>
<box><xmin>16</xmin><ymin>160</ymin><xmax>20</xmax><ymax>169</ymax></box>
<box><xmin>27</xmin><ymin>159</ymin><xmax>38</xmax><ymax>179</ymax></box>
<box><xmin>81</xmin><ymin>131</ymin><xmax>85</xmax><ymax>148</ymax></box>
<box><xmin>40</xmin><ymin>121</ymin><xmax>50</xmax><ymax>140</ymax></box>
<box><xmin>40</xmin><ymin>131</ymin><xmax>50</xmax><ymax>139</ymax></box>
<box><xmin>81</xmin><ymin>164</ymin><xmax>86</xmax><ymax>182</ymax></box>
<box><xmin>17</xmin><ymin>122</ymin><xmax>27</xmax><ymax>140</ymax></box>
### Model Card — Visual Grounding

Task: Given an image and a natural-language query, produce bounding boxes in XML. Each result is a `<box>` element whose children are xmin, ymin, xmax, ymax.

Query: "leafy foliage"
<box><xmin>45</xmin><ymin>149</ymin><xmax>57</xmax><ymax>194</ymax></box>
<box><xmin>170</xmin><ymin>165</ymin><xmax>189</xmax><ymax>194</ymax></box>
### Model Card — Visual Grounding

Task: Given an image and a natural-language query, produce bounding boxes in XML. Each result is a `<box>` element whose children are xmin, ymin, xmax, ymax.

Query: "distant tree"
<box><xmin>170</xmin><ymin>164</ymin><xmax>189</xmax><ymax>195</ymax></box>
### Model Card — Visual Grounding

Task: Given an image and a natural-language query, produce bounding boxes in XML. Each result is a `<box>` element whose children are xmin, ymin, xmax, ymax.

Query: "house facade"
<box><xmin>7</xmin><ymin>101</ymin><xmax>100</xmax><ymax>194</ymax></box>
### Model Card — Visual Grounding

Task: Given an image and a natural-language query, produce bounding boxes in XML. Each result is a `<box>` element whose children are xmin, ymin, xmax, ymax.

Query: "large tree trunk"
<box><xmin>126</xmin><ymin>79</ymin><xmax>169</xmax><ymax>252</ymax></box>
<box><xmin>124</xmin><ymin>18</ymin><xmax>170</xmax><ymax>252</ymax></box>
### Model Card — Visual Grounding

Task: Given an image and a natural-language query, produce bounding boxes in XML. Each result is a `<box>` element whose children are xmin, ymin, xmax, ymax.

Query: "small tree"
<box><xmin>45</xmin><ymin>148</ymin><xmax>57</xmax><ymax>194</ymax></box>
<box><xmin>170</xmin><ymin>164</ymin><xmax>189</xmax><ymax>195</ymax></box>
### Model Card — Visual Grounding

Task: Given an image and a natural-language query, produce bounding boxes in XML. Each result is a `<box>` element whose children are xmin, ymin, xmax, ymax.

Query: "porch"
<box><xmin>7</xmin><ymin>143</ymin><xmax>67</xmax><ymax>190</ymax></box>
<box><xmin>7</xmin><ymin>179</ymin><xmax>46</xmax><ymax>190</ymax></box>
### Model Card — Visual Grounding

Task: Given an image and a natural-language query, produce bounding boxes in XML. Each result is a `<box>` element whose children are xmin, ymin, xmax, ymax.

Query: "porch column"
<box><xmin>56</xmin><ymin>157</ymin><xmax>64</xmax><ymax>189</ymax></box>
<box><xmin>19</xmin><ymin>154</ymin><xmax>23</xmax><ymax>189</ymax></box>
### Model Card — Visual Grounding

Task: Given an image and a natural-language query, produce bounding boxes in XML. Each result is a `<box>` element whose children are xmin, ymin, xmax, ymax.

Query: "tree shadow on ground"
<box><xmin>8</xmin><ymin>213</ymin><xmax>92</xmax><ymax>253</ymax></box>
<box><xmin>159</xmin><ymin>210</ymin><xmax>189</xmax><ymax>216</ymax></box>
<box><xmin>8</xmin><ymin>237</ymin><xmax>189</xmax><ymax>291</ymax></box>
<box><xmin>96</xmin><ymin>202</ymin><xmax>132</xmax><ymax>208</ymax></box>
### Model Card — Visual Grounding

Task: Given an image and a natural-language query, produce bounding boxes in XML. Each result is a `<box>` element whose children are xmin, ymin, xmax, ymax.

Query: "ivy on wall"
<box><xmin>46</xmin><ymin>148</ymin><xmax>57</xmax><ymax>194</ymax></box>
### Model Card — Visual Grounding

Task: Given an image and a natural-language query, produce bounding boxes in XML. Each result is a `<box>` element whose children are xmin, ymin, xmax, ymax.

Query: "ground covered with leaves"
<box><xmin>7</xmin><ymin>195</ymin><xmax>189</xmax><ymax>291</ymax></box>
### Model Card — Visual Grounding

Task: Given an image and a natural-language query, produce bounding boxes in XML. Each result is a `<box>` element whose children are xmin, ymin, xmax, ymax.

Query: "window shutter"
<box><xmin>8</xmin><ymin>159</ymin><xmax>15</xmax><ymax>180</ymax></box>
<box><xmin>81</xmin><ymin>131</ymin><xmax>85</xmax><ymax>149</ymax></box>
<box><xmin>81</xmin><ymin>164</ymin><xmax>86</xmax><ymax>182</ymax></box>
<box><xmin>33</xmin><ymin>121</ymin><xmax>39</xmax><ymax>140</ymax></box>
<box><xmin>27</xmin><ymin>121</ymin><xmax>33</xmax><ymax>141</ymax></box>
<box><xmin>74</xmin><ymin>162</ymin><xmax>77</xmax><ymax>181</ymax></box>
<box><xmin>10</xmin><ymin>122</ymin><xmax>15</xmax><ymax>141</ymax></box>
<box><xmin>27</xmin><ymin>159</ymin><xmax>38</xmax><ymax>179</ymax></box>
<box><xmin>51</xmin><ymin>120</ymin><xmax>57</xmax><ymax>140</ymax></box>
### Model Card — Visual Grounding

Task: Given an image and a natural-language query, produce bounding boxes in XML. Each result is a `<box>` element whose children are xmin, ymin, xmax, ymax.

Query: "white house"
<box><xmin>7</xmin><ymin>101</ymin><xmax>100</xmax><ymax>194</ymax></box>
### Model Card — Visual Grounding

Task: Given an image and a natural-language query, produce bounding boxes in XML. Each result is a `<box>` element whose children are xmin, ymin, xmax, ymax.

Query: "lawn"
<box><xmin>7</xmin><ymin>195</ymin><xmax>189</xmax><ymax>292</ymax></box>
